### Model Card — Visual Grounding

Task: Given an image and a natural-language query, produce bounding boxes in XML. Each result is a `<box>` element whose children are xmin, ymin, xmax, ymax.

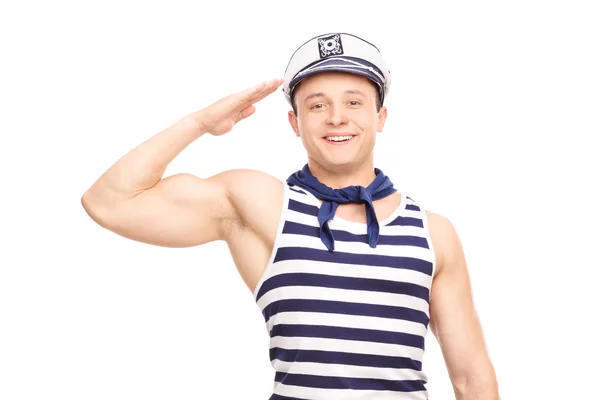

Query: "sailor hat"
<box><xmin>282</xmin><ymin>32</ymin><xmax>392</xmax><ymax>107</ymax></box>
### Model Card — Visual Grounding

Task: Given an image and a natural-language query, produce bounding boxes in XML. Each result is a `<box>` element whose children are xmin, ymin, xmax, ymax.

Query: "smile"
<box><xmin>324</xmin><ymin>135</ymin><xmax>355</xmax><ymax>145</ymax></box>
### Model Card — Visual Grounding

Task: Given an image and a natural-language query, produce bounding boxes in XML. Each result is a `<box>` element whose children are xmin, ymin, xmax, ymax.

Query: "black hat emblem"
<box><xmin>318</xmin><ymin>34</ymin><xmax>344</xmax><ymax>58</ymax></box>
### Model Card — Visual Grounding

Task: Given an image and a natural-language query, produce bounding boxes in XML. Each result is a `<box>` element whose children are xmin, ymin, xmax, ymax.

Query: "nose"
<box><xmin>326</xmin><ymin>104</ymin><xmax>348</xmax><ymax>126</ymax></box>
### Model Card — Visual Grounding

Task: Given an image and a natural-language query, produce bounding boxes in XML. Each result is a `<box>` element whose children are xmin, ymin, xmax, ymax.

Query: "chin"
<box><xmin>308</xmin><ymin>148</ymin><xmax>368</xmax><ymax>170</ymax></box>
<box><xmin>322</xmin><ymin>157</ymin><xmax>361</xmax><ymax>171</ymax></box>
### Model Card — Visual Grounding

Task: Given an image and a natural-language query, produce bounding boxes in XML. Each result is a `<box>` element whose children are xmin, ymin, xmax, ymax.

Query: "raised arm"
<box><xmin>427</xmin><ymin>211</ymin><xmax>500</xmax><ymax>399</ymax></box>
<box><xmin>81</xmin><ymin>79</ymin><xmax>283</xmax><ymax>247</ymax></box>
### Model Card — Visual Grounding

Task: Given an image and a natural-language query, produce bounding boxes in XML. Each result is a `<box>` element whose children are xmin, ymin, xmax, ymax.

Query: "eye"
<box><xmin>311</xmin><ymin>103</ymin><xmax>326</xmax><ymax>110</ymax></box>
<box><xmin>348</xmin><ymin>100</ymin><xmax>362</xmax><ymax>106</ymax></box>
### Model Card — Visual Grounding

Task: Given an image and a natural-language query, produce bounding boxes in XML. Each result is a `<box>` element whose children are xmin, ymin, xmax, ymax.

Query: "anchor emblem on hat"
<box><xmin>318</xmin><ymin>34</ymin><xmax>344</xmax><ymax>58</ymax></box>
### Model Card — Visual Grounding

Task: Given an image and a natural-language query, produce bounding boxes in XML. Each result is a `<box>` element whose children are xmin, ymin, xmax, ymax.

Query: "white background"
<box><xmin>1</xmin><ymin>0</ymin><xmax>599</xmax><ymax>399</ymax></box>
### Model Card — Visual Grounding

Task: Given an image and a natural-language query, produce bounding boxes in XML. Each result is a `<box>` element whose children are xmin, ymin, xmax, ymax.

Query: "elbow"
<box><xmin>81</xmin><ymin>186</ymin><xmax>118</xmax><ymax>227</ymax></box>
<box><xmin>452</xmin><ymin>371</ymin><xmax>500</xmax><ymax>400</ymax></box>
<box><xmin>81</xmin><ymin>189</ymin><xmax>105</xmax><ymax>225</ymax></box>
<box><xmin>81</xmin><ymin>190</ymin><xmax>97</xmax><ymax>214</ymax></box>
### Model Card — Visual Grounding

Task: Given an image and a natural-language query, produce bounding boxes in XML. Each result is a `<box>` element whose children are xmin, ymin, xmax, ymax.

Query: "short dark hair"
<box><xmin>291</xmin><ymin>79</ymin><xmax>383</xmax><ymax>115</ymax></box>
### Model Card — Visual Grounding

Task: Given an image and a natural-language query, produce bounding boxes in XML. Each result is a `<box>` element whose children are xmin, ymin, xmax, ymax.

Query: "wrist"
<box><xmin>180</xmin><ymin>112</ymin><xmax>209</xmax><ymax>139</ymax></box>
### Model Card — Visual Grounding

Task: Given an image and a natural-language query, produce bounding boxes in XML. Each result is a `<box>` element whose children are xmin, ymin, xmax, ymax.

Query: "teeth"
<box><xmin>326</xmin><ymin>136</ymin><xmax>353</xmax><ymax>142</ymax></box>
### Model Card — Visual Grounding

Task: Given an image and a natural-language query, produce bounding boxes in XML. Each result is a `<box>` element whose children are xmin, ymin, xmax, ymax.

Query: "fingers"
<box><xmin>235</xmin><ymin>78</ymin><xmax>283</xmax><ymax>111</ymax></box>
<box><xmin>236</xmin><ymin>105</ymin><xmax>256</xmax><ymax>123</ymax></box>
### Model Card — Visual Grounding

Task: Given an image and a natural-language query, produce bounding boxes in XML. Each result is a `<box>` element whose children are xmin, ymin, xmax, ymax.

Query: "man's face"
<box><xmin>288</xmin><ymin>72</ymin><xmax>387</xmax><ymax>170</ymax></box>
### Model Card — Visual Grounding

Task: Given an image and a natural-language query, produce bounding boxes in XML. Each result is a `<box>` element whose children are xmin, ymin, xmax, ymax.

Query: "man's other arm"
<box><xmin>427</xmin><ymin>211</ymin><xmax>500</xmax><ymax>400</ymax></box>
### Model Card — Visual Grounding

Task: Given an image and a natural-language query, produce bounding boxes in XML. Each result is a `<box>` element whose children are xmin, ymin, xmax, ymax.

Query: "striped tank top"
<box><xmin>253</xmin><ymin>181</ymin><xmax>436</xmax><ymax>400</ymax></box>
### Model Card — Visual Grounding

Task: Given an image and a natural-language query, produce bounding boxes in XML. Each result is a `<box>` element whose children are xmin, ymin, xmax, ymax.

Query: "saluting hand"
<box><xmin>192</xmin><ymin>78</ymin><xmax>283</xmax><ymax>136</ymax></box>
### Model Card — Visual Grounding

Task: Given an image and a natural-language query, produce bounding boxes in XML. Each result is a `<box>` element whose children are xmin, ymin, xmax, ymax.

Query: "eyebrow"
<box><xmin>303</xmin><ymin>89</ymin><xmax>367</xmax><ymax>102</ymax></box>
<box><xmin>344</xmin><ymin>89</ymin><xmax>367</xmax><ymax>97</ymax></box>
<box><xmin>304</xmin><ymin>92</ymin><xmax>326</xmax><ymax>102</ymax></box>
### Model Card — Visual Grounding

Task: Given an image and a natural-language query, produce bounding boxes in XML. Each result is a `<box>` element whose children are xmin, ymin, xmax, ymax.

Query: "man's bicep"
<box><xmin>93</xmin><ymin>172</ymin><xmax>239</xmax><ymax>248</ymax></box>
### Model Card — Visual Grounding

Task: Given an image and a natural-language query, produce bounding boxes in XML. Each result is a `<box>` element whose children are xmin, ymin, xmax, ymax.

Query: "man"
<box><xmin>82</xmin><ymin>32</ymin><xmax>499</xmax><ymax>399</ymax></box>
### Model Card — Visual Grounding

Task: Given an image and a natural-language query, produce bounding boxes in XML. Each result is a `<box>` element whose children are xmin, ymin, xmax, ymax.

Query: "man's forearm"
<box><xmin>83</xmin><ymin>113</ymin><xmax>205</xmax><ymax>203</ymax></box>
<box><xmin>454</xmin><ymin>372</ymin><xmax>500</xmax><ymax>400</ymax></box>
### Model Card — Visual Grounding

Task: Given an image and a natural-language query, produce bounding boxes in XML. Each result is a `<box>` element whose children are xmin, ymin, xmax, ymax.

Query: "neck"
<box><xmin>307</xmin><ymin>159</ymin><xmax>377</xmax><ymax>189</ymax></box>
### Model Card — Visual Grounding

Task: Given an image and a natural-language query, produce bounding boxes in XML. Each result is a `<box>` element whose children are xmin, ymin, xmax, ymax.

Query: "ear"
<box><xmin>376</xmin><ymin>106</ymin><xmax>388</xmax><ymax>132</ymax></box>
<box><xmin>288</xmin><ymin>111</ymin><xmax>300</xmax><ymax>137</ymax></box>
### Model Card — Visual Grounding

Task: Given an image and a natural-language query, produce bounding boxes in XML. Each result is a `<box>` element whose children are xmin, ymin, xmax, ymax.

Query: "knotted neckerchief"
<box><xmin>286</xmin><ymin>164</ymin><xmax>397</xmax><ymax>252</ymax></box>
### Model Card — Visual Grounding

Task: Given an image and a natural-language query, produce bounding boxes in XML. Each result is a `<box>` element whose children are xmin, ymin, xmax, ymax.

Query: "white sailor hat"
<box><xmin>282</xmin><ymin>32</ymin><xmax>392</xmax><ymax>107</ymax></box>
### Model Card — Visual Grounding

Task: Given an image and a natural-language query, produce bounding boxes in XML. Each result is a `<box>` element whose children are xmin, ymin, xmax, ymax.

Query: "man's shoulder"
<box><xmin>424</xmin><ymin>210</ymin><xmax>462</xmax><ymax>277</ymax></box>
<box><xmin>425</xmin><ymin>209</ymin><xmax>452</xmax><ymax>228</ymax></box>
<box><xmin>216</xmin><ymin>168</ymin><xmax>284</xmax><ymax>202</ymax></box>
<box><xmin>212</xmin><ymin>168</ymin><xmax>280</xmax><ymax>188</ymax></box>
<box><xmin>216</xmin><ymin>168</ymin><xmax>287</xmax><ymax>221</ymax></box>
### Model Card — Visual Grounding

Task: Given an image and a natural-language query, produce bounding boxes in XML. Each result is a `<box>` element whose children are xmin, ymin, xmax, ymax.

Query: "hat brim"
<box><xmin>288</xmin><ymin>57</ymin><xmax>386</xmax><ymax>105</ymax></box>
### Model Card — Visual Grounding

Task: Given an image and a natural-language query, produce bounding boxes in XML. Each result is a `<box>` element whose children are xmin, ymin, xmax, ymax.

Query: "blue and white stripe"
<box><xmin>254</xmin><ymin>182</ymin><xmax>436</xmax><ymax>400</ymax></box>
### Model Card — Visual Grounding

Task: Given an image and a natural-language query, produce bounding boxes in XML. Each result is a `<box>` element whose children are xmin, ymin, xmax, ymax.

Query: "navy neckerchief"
<box><xmin>286</xmin><ymin>164</ymin><xmax>397</xmax><ymax>252</ymax></box>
